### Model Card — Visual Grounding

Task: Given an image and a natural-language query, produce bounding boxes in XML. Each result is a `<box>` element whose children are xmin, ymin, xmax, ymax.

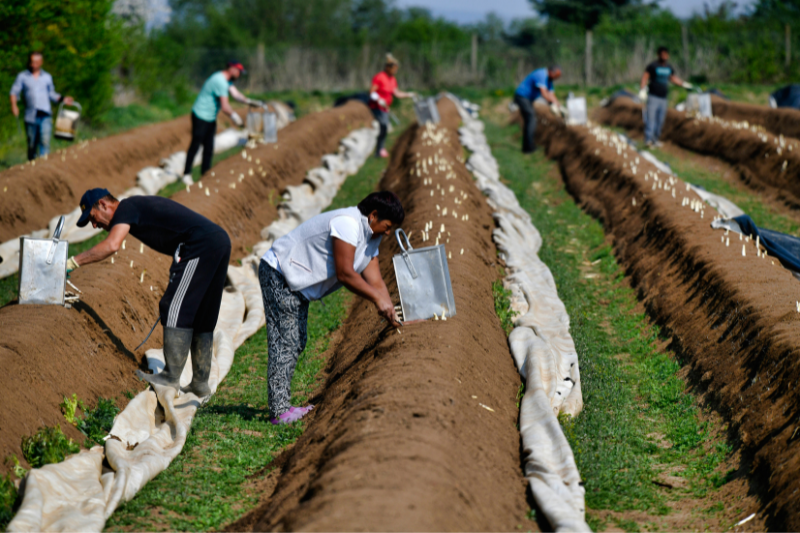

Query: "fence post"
<box><xmin>681</xmin><ymin>25</ymin><xmax>690</xmax><ymax>76</ymax></box>
<box><xmin>250</xmin><ymin>42</ymin><xmax>265</xmax><ymax>92</ymax></box>
<box><xmin>471</xmin><ymin>33</ymin><xmax>478</xmax><ymax>81</ymax></box>
<box><xmin>787</xmin><ymin>24</ymin><xmax>792</xmax><ymax>68</ymax></box>
<box><xmin>585</xmin><ymin>29</ymin><xmax>593</xmax><ymax>87</ymax></box>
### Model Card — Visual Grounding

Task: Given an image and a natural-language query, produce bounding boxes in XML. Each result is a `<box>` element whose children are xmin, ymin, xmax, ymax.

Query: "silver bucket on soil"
<box><xmin>392</xmin><ymin>229</ymin><xmax>456</xmax><ymax>322</ymax></box>
<box><xmin>19</xmin><ymin>216</ymin><xmax>68</xmax><ymax>305</ymax></box>
<box><xmin>413</xmin><ymin>96</ymin><xmax>440</xmax><ymax>125</ymax></box>
<box><xmin>246</xmin><ymin>105</ymin><xmax>278</xmax><ymax>143</ymax></box>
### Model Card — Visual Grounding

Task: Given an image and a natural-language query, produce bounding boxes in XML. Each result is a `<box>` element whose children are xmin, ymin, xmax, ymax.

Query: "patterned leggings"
<box><xmin>259</xmin><ymin>260</ymin><xmax>309</xmax><ymax>419</ymax></box>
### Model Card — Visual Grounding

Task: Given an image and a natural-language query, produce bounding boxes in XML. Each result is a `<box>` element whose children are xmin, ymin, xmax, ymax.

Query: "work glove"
<box><xmin>66</xmin><ymin>256</ymin><xmax>80</xmax><ymax>272</ymax></box>
<box><xmin>246</xmin><ymin>98</ymin><xmax>264</xmax><ymax>107</ymax></box>
<box><xmin>638</xmin><ymin>88</ymin><xmax>648</xmax><ymax>103</ymax></box>
<box><xmin>550</xmin><ymin>102</ymin><xmax>564</xmax><ymax>118</ymax></box>
<box><xmin>230</xmin><ymin>111</ymin><xmax>243</xmax><ymax>127</ymax></box>
<box><xmin>370</xmin><ymin>92</ymin><xmax>388</xmax><ymax>109</ymax></box>
<box><xmin>682</xmin><ymin>82</ymin><xmax>694</xmax><ymax>90</ymax></box>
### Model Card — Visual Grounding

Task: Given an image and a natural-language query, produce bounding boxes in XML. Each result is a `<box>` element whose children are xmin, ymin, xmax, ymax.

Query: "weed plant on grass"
<box><xmin>480</xmin><ymin>117</ymin><xmax>734</xmax><ymax>530</ymax></box>
<box><xmin>20</xmin><ymin>426</ymin><xmax>80</xmax><ymax>470</ymax></box>
<box><xmin>0</xmin><ymin>473</ymin><xmax>17</xmax><ymax>531</ymax></box>
<box><xmin>492</xmin><ymin>277</ymin><xmax>518</xmax><ymax>335</ymax></box>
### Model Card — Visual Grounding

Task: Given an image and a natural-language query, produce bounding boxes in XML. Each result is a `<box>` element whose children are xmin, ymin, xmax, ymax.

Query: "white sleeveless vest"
<box><xmin>266</xmin><ymin>207</ymin><xmax>381</xmax><ymax>299</ymax></box>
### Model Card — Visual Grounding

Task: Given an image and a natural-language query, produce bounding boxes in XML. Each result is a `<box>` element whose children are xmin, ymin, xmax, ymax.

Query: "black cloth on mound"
<box><xmin>771</xmin><ymin>85</ymin><xmax>800</xmax><ymax>109</ymax></box>
<box><xmin>734</xmin><ymin>215</ymin><xmax>800</xmax><ymax>273</ymax></box>
<box><xmin>334</xmin><ymin>92</ymin><xmax>371</xmax><ymax>108</ymax></box>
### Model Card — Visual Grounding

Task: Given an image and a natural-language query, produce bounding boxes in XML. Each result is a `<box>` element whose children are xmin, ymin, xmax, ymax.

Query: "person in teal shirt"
<box><xmin>183</xmin><ymin>61</ymin><xmax>261</xmax><ymax>185</ymax></box>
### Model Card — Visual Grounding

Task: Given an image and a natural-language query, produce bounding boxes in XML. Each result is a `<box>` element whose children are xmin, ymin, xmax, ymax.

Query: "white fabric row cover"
<box><xmin>0</xmin><ymin>101</ymin><xmax>294</xmax><ymax>280</ymax></box>
<box><xmin>7</xmin><ymin>122</ymin><xmax>378</xmax><ymax>533</ymax></box>
<box><xmin>444</xmin><ymin>93</ymin><xmax>591</xmax><ymax>532</ymax></box>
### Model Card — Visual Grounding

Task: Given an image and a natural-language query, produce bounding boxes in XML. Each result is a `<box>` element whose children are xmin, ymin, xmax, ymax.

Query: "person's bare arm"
<box><xmin>539</xmin><ymin>86</ymin><xmax>559</xmax><ymax>105</ymax></box>
<box><xmin>333</xmin><ymin>239</ymin><xmax>401</xmax><ymax>327</ymax></box>
<box><xmin>393</xmin><ymin>88</ymin><xmax>415</xmax><ymax>99</ymax></box>
<box><xmin>74</xmin><ymin>224</ymin><xmax>130</xmax><ymax>266</ymax></box>
<box><xmin>670</xmin><ymin>74</ymin><xmax>690</xmax><ymax>88</ymax></box>
<box><xmin>10</xmin><ymin>95</ymin><xmax>18</xmax><ymax>117</ymax></box>
<box><xmin>640</xmin><ymin>71</ymin><xmax>650</xmax><ymax>89</ymax></box>
<box><xmin>360</xmin><ymin>256</ymin><xmax>393</xmax><ymax>307</ymax></box>
<box><xmin>219</xmin><ymin>95</ymin><xmax>234</xmax><ymax>116</ymax></box>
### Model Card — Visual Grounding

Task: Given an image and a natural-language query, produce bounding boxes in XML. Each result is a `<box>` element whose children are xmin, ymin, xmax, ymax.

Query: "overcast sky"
<box><xmin>395</xmin><ymin>0</ymin><xmax>758</xmax><ymax>23</ymax></box>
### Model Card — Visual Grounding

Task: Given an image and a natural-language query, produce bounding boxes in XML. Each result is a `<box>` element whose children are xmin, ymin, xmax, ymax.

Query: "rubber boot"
<box><xmin>136</xmin><ymin>326</ymin><xmax>193</xmax><ymax>392</ymax></box>
<box><xmin>181</xmin><ymin>332</ymin><xmax>213</xmax><ymax>397</ymax></box>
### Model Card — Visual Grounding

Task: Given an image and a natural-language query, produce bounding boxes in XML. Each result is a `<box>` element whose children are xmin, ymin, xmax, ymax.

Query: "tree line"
<box><xmin>1</xmin><ymin>0</ymin><xmax>798</xmax><ymax>144</ymax></box>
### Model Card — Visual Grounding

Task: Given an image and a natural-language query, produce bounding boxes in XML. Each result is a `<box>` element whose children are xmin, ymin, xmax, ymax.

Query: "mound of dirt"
<box><xmin>0</xmin><ymin>116</ymin><xmax>195</xmax><ymax>243</ymax></box>
<box><xmin>596</xmin><ymin>98</ymin><xmax>800</xmax><ymax>210</ymax></box>
<box><xmin>537</xmin><ymin>112</ymin><xmax>800</xmax><ymax>531</ymax></box>
<box><xmin>711</xmin><ymin>96</ymin><xmax>800</xmax><ymax>140</ymax></box>
<box><xmin>228</xmin><ymin>99</ymin><xmax>531</xmax><ymax>531</ymax></box>
<box><xmin>0</xmin><ymin>102</ymin><xmax>372</xmax><ymax>475</ymax></box>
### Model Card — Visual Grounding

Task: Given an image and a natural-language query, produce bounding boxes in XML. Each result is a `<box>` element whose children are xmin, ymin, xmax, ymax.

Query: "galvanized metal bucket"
<box><xmin>263</xmin><ymin>111</ymin><xmax>278</xmax><ymax>143</ymax></box>
<box><xmin>413</xmin><ymin>96</ymin><xmax>440</xmax><ymax>125</ymax></box>
<box><xmin>19</xmin><ymin>216</ymin><xmax>68</xmax><ymax>305</ymax></box>
<box><xmin>686</xmin><ymin>93</ymin><xmax>713</xmax><ymax>117</ymax></box>
<box><xmin>54</xmin><ymin>102</ymin><xmax>81</xmax><ymax>141</ymax></box>
<box><xmin>246</xmin><ymin>105</ymin><xmax>278</xmax><ymax>143</ymax></box>
<box><xmin>392</xmin><ymin>229</ymin><xmax>456</xmax><ymax>322</ymax></box>
<box><xmin>566</xmin><ymin>96</ymin><xmax>588</xmax><ymax>125</ymax></box>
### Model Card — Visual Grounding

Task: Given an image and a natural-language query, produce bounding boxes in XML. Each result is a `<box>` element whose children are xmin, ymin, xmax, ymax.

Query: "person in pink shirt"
<box><xmin>369</xmin><ymin>54</ymin><xmax>415</xmax><ymax>158</ymax></box>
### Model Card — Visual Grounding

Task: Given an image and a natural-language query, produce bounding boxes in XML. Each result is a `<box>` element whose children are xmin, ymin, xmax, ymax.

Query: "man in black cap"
<box><xmin>67</xmin><ymin>188</ymin><xmax>231</xmax><ymax>397</ymax></box>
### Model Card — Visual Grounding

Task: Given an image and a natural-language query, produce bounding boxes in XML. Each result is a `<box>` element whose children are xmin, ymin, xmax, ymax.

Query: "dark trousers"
<box><xmin>184</xmin><ymin>112</ymin><xmax>216</xmax><ymax>176</ymax></box>
<box><xmin>371</xmin><ymin>107</ymin><xmax>389</xmax><ymax>155</ymax></box>
<box><xmin>514</xmin><ymin>93</ymin><xmax>537</xmax><ymax>153</ymax></box>
<box><xmin>25</xmin><ymin>112</ymin><xmax>52</xmax><ymax>161</ymax></box>
<box><xmin>259</xmin><ymin>261</ymin><xmax>309</xmax><ymax>419</ymax></box>
<box><xmin>159</xmin><ymin>230</ymin><xmax>231</xmax><ymax>333</ymax></box>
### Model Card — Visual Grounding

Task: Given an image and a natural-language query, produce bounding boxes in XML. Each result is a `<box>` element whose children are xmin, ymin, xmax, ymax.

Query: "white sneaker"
<box><xmin>182</xmin><ymin>174</ymin><xmax>194</xmax><ymax>186</ymax></box>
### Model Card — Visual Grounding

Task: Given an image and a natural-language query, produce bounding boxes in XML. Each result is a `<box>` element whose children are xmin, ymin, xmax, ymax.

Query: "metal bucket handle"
<box><xmin>395</xmin><ymin>228</ymin><xmax>418</xmax><ymax>279</ymax></box>
<box><xmin>47</xmin><ymin>215</ymin><xmax>66</xmax><ymax>265</ymax></box>
<box><xmin>58</xmin><ymin>101</ymin><xmax>82</xmax><ymax>116</ymax></box>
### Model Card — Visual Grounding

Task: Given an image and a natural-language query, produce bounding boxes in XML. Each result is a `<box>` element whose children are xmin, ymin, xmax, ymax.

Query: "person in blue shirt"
<box><xmin>9</xmin><ymin>51</ymin><xmax>74</xmax><ymax>161</ymax></box>
<box><xmin>513</xmin><ymin>66</ymin><xmax>562</xmax><ymax>153</ymax></box>
<box><xmin>639</xmin><ymin>46</ymin><xmax>692</xmax><ymax>147</ymax></box>
<box><xmin>182</xmin><ymin>61</ymin><xmax>262</xmax><ymax>185</ymax></box>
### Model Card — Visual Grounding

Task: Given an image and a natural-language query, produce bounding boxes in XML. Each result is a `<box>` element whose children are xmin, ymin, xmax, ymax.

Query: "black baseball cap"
<box><xmin>77</xmin><ymin>188</ymin><xmax>111</xmax><ymax>227</ymax></box>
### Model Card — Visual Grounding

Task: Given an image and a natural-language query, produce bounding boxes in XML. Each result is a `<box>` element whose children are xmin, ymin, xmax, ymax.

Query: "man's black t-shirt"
<box><xmin>109</xmin><ymin>196</ymin><xmax>223</xmax><ymax>257</ymax></box>
<box><xmin>646</xmin><ymin>61</ymin><xmax>674</xmax><ymax>99</ymax></box>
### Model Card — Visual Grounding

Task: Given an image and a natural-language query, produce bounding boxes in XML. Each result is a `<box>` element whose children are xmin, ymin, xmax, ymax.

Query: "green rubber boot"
<box><xmin>136</xmin><ymin>326</ymin><xmax>193</xmax><ymax>392</ymax></box>
<box><xmin>181</xmin><ymin>332</ymin><xmax>213</xmax><ymax>397</ymax></box>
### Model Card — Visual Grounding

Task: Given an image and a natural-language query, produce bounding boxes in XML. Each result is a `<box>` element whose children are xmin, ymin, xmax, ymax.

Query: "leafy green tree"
<box><xmin>530</xmin><ymin>0</ymin><xmax>646</xmax><ymax>29</ymax></box>
<box><xmin>0</xmin><ymin>0</ymin><xmax>123</xmax><ymax>157</ymax></box>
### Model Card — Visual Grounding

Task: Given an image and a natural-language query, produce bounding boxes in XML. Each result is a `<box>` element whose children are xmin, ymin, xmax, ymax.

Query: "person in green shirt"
<box><xmin>182</xmin><ymin>61</ymin><xmax>262</xmax><ymax>185</ymax></box>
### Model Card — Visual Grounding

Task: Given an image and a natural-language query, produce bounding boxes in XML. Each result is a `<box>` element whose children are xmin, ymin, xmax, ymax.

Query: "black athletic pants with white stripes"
<box><xmin>159</xmin><ymin>230</ymin><xmax>231</xmax><ymax>333</ymax></box>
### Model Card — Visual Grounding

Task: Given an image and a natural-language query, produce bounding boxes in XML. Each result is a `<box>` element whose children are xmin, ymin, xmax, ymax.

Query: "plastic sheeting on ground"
<box><xmin>7</xmin><ymin>122</ymin><xmax>378</xmax><ymax>533</ymax></box>
<box><xmin>442</xmin><ymin>93</ymin><xmax>590</xmax><ymax>532</ymax></box>
<box><xmin>712</xmin><ymin>215</ymin><xmax>800</xmax><ymax>276</ymax></box>
<box><xmin>0</xmin><ymin>101</ymin><xmax>294</xmax><ymax>280</ymax></box>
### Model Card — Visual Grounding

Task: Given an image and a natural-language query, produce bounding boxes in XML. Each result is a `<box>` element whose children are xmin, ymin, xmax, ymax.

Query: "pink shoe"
<box><xmin>378</xmin><ymin>148</ymin><xmax>389</xmax><ymax>158</ymax></box>
<box><xmin>270</xmin><ymin>405</ymin><xmax>314</xmax><ymax>425</ymax></box>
